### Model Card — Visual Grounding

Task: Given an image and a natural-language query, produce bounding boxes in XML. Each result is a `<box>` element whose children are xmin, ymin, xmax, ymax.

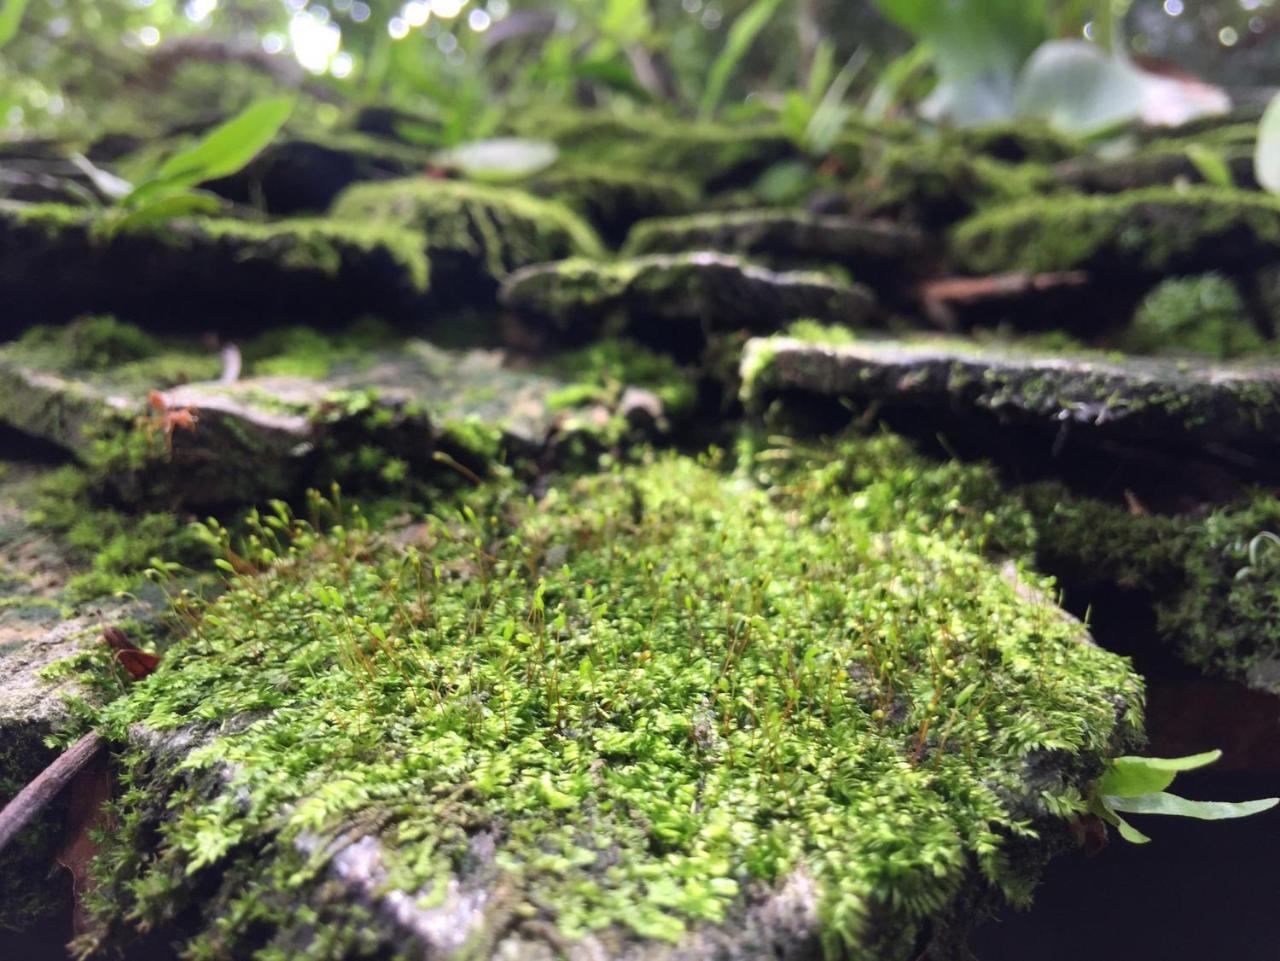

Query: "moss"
<box><xmin>946</xmin><ymin>122</ymin><xmax>1083</xmax><ymax>165</ymax></box>
<box><xmin>8</xmin><ymin>318</ymin><xmax>221</xmax><ymax>386</ymax></box>
<box><xmin>86</xmin><ymin>438</ymin><xmax>1139</xmax><ymax>959</ymax></box>
<box><xmin>516</xmin><ymin>111</ymin><xmax>796</xmax><ymax>191</ymax></box>
<box><xmin>1121</xmin><ymin>274</ymin><xmax>1267</xmax><ymax>359</ymax></box>
<box><xmin>527</xmin><ymin>167</ymin><xmax>698</xmax><ymax>245</ymax></box>
<box><xmin>951</xmin><ymin>186</ymin><xmax>1280</xmax><ymax>276</ymax></box>
<box><xmin>861</xmin><ymin>138</ymin><xmax>1056</xmax><ymax>226</ymax></box>
<box><xmin>541</xmin><ymin>338</ymin><xmax>698</xmax><ymax>420</ymax></box>
<box><xmin>1022</xmin><ymin>484</ymin><xmax>1280</xmax><ymax>688</ymax></box>
<box><xmin>329</xmin><ymin>178</ymin><xmax>602</xmax><ymax>285</ymax></box>
<box><xmin>242</xmin><ymin>318</ymin><xmax>401</xmax><ymax>379</ymax></box>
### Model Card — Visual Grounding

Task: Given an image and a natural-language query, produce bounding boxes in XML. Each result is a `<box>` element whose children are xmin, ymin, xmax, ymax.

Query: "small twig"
<box><xmin>0</xmin><ymin>733</ymin><xmax>106</xmax><ymax>855</ymax></box>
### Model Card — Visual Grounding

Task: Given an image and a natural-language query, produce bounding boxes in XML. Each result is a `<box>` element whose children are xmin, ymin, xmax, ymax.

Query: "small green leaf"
<box><xmin>1098</xmin><ymin>750</ymin><xmax>1221</xmax><ymax>798</ymax></box>
<box><xmin>0</xmin><ymin>0</ymin><xmax>30</xmax><ymax>49</ymax></box>
<box><xmin>1255</xmin><ymin>92</ymin><xmax>1280</xmax><ymax>195</ymax></box>
<box><xmin>699</xmin><ymin>0</ymin><xmax>785</xmax><ymax>121</ymax></box>
<box><xmin>1107</xmin><ymin>791</ymin><xmax>1279</xmax><ymax>821</ymax></box>
<box><xmin>145</xmin><ymin>97</ymin><xmax>293</xmax><ymax>195</ymax></box>
<box><xmin>1114</xmin><ymin>814</ymin><xmax>1151</xmax><ymax>844</ymax></box>
<box><xmin>1185</xmin><ymin>143</ymin><xmax>1234</xmax><ymax>189</ymax></box>
<box><xmin>101</xmin><ymin>191</ymin><xmax>223</xmax><ymax>237</ymax></box>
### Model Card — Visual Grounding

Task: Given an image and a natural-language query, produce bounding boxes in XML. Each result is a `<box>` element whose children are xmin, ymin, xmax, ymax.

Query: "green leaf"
<box><xmin>699</xmin><ymin>0</ymin><xmax>785</xmax><ymax>121</ymax></box>
<box><xmin>100</xmin><ymin>192</ymin><xmax>224</xmax><ymax>238</ymax></box>
<box><xmin>1255</xmin><ymin>92</ymin><xmax>1280</xmax><ymax>195</ymax></box>
<box><xmin>1098</xmin><ymin>750</ymin><xmax>1222</xmax><ymax>798</ymax></box>
<box><xmin>1185</xmin><ymin>143</ymin><xmax>1234</xmax><ymax>188</ymax></box>
<box><xmin>148</xmin><ymin>98</ymin><xmax>293</xmax><ymax>193</ymax></box>
<box><xmin>0</xmin><ymin>0</ymin><xmax>29</xmax><ymax>49</ymax></box>
<box><xmin>1013</xmin><ymin>41</ymin><xmax>1144</xmax><ymax>136</ymax></box>
<box><xmin>1107</xmin><ymin>791</ymin><xmax>1279</xmax><ymax>821</ymax></box>
<box><xmin>1114</xmin><ymin>813</ymin><xmax>1151</xmax><ymax>844</ymax></box>
<box><xmin>432</xmin><ymin>138</ymin><xmax>558</xmax><ymax>182</ymax></box>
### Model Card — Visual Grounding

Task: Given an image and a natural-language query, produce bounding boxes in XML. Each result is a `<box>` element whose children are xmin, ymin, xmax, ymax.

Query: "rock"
<box><xmin>623</xmin><ymin>210</ymin><xmax>929</xmax><ymax>286</ymax></box>
<box><xmin>500</xmin><ymin>253</ymin><xmax>875</xmax><ymax>356</ymax></box>
<box><xmin>81</xmin><ymin>450</ymin><xmax>1141</xmax><ymax>961</ymax></box>
<box><xmin>527</xmin><ymin>168</ymin><xmax>698</xmax><ymax>247</ymax></box>
<box><xmin>740</xmin><ymin>336</ymin><xmax>1280</xmax><ymax>485</ymax></box>
<box><xmin>329</xmin><ymin>178</ymin><xmax>603</xmax><ymax>300</ymax></box>
<box><xmin>0</xmin><ymin>462</ymin><xmax>159</xmax><ymax>930</ymax></box>
<box><xmin>0</xmin><ymin>338</ymin><xmax>653</xmax><ymax>509</ymax></box>
<box><xmin>205</xmin><ymin>132</ymin><xmax>435</xmax><ymax>214</ymax></box>
<box><xmin>0</xmin><ymin>203</ymin><xmax>430</xmax><ymax>333</ymax></box>
<box><xmin>950</xmin><ymin>186</ymin><xmax>1280</xmax><ymax>279</ymax></box>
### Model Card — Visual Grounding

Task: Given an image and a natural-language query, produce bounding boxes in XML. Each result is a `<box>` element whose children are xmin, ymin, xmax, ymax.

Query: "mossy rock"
<box><xmin>83</xmin><ymin>442</ymin><xmax>1141</xmax><ymax>960</ymax></box>
<box><xmin>329</xmin><ymin>178</ymin><xmax>603</xmax><ymax>300</ymax></box>
<box><xmin>859</xmin><ymin>138</ymin><xmax>1056</xmax><ymax>226</ymax></box>
<box><xmin>1021</xmin><ymin>482</ymin><xmax>1280</xmax><ymax>695</ymax></box>
<box><xmin>527</xmin><ymin>167</ymin><xmax>699</xmax><ymax>247</ymax></box>
<box><xmin>740</xmin><ymin>336</ymin><xmax>1280</xmax><ymax>472</ymax></box>
<box><xmin>518</xmin><ymin>111</ymin><xmax>797</xmax><ymax>192</ymax></box>
<box><xmin>623</xmin><ymin>209</ymin><xmax>929</xmax><ymax>285</ymax></box>
<box><xmin>500</xmin><ymin>253</ymin><xmax>875</xmax><ymax>358</ymax></box>
<box><xmin>950</xmin><ymin>186</ymin><xmax>1280</xmax><ymax>278</ymax></box>
<box><xmin>203</xmin><ymin>131</ymin><xmax>437</xmax><ymax>214</ymax></box>
<box><xmin>0</xmin><ymin>202</ymin><xmax>430</xmax><ymax>333</ymax></box>
<box><xmin>945</xmin><ymin>122</ymin><xmax>1084</xmax><ymax>165</ymax></box>
<box><xmin>0</xmin><ymin>332</ymin><xmax>661</xmax><ymax>509</ymax></box>
<box><xmin>1053</xmin><ymin>145</ymin><xmax>1257</xmax><ymax>194</ymax></box>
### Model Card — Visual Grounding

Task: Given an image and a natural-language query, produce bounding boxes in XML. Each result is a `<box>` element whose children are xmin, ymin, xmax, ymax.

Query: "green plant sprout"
<box><xmin>1235</xmin><ymin>531</ymin><xmax>1280</xmax><ymax>581</ymax></box>
<box><xmin>1089</xmin><ymin>750</ymin><xmax>1277</xmax><ymax>844</ymax></box>
<box><xmin>79</xmin><ymin>97</ymin><xmax>293</xmax><ymax>235</ymax></box>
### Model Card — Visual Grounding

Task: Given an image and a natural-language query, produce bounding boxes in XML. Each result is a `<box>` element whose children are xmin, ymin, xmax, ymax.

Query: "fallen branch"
<box><xmin>0</xmin><ymin>732</ymin><xmax>106</xmax><ymax>854</ymax></box>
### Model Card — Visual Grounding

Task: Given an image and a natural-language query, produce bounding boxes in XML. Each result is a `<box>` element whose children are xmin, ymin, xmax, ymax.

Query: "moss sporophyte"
<box><xmin>79</xmin><ymin>438</ymin><xmax>1143</xmax><ymax>959</ymax></box>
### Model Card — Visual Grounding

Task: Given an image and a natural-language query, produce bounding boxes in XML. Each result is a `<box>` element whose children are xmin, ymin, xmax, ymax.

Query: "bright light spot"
<box><xmin>468</xmin><ymin>8</ymin><xmax>489</xmax><ymax>30</ymax></box>
<box><xmin>701</xmin><ymin>8</ymin><xmax>722</xmax><ymax>28</ymax></box>
<box><xmin>1219</xmin><ymin>25</ymin><xmax>1239</xmax><ymax>45</ymax></box>
<box><xmin>47</xmin><ymin>95</ymin><xmax>65</xmax><ymax>115</ymax></box>
<box><xmin>1242</xmin><ymin>0</ymin><xmax>1262</xmax><ymax>10</ymax></box>
<box><xmin>1082</xmin><ymin>20</ymin><xmax>1094</xmax><ymax>39</ymax></box>
<box><xmin>404</xmin><ymin>0</ymin><xmax>429</xmax><ymax>26</ymax></box>
<box><xmin>437</xmin><ymin>30</ymin><xmax>458</xmax><ymax>52</ymax></box>
<box><xmin>446</xmin><ymin>47</ymin><xmax>466</xmax><ymax>66</ymax></box>
<box><xmin>185</xmin><ymin>0</ymin><xmax>217</xmax><ymax>21</ymax></box>
<box><xmin>331</xmin><ymin>51</ymin><xmax>354</xmax><ymax>78</ymax></box>
<box><xmin>334</xmin><ymin>0</ymin><xmax>351</xmax><ymax>10</ymax></box>
<box><xmin>6</xmin><ymin>106</ymin><xmax>24</xmax><ymax>126</ymax></box>
<box><xmin>1163</xmin><ymin>0</ymin><xmax>1183</xmax><ymax>14</ymax></box>
<box><xmin>138</xmin><ymin>25</ymin><xmax>161</xmax><ymax>46</ymax></box>
<box><xmin>388</xmin><ymin>16</ymin><xmax>409</xmax><ymax>38</ymax></box>
<box><xmin>1251</xmin><ymin>15</ymin><xmax>1267</xmax><ymax>33</ymax></box>
<box><xmin>312</xmin><ymin>6</ymin><xmax>331</xmax><ymax>24</ymax></box>
<box><xmin>350</xmin><ymin>1</ymin><xmax>370</xmax><ymax>21</ymax></box>
<box><xmin>682</xmin><ymin>0</ymin><xmax>701</xmax><ymax>11</ymax></box>
<box><xmin>290</xmin><ymin>11</ymin><xmax>341</xmax><ymax>73</ymax></box>
<box><xmin>430</xmin><ymin>0</ymin><xmax>467</xmax><ymax>18</ymax></box>
<box><xmin>285</xmin><ymin>0</ymin><xmax>306</xmax><ymax>10</ymax></box>
<box><xmin>487</xmin><ymin>0</ymin><xmax>508</xmax><ymax>17</ymax></box>
<box><xmin>262</xmin><ymin>31</ymin><xmax>286</xmax><ymax>54</ymax></box>
<box><xmin>48</xmin><ymin>15</ymin><xmax>69</xmax><ymax>36</ymax></box>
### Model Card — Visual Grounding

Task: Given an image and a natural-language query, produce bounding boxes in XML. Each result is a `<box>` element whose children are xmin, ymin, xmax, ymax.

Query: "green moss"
<box><xmin>87</xmin><ymin>438</ymin><xmax>1139</xmax><ymax>959</ymax></box>
<box><xmin>542</xmin><ymin>338</ymin><xmax>698</xmax><ymax>419</ymax></box>
<box><xmin>951</xmin><ymin>186</ymin><xmax>1280</xmax><ymax>276</ymax></box>
<box><xmin>9</xmin><ymin>318</ymin><xmax>221</xmax><ymax>386</ymax></box>
<box><xmin>330</xmin><ymin>178</ymin><xmax>602</xmax><ymax>282</ymax></box>
<box><xmin>1023</xmin><ymin>484</ymin><xmax>1280</xmax><ymax>686</ymax></box>
<box><xmin>528</xmin><ymin>167</ymin><xmax>698</xmax><ymax>243</ymax></box>
<box><xmin>863</xmin><ymin>138</ymin><xmax>1056</xmax><ymax>225</ymax></box>
<box><xmin>242</xmin><ymin>318</ymin><xmax>400</xmax><ymax>379</ymax></box>
<box><xmin>1121</xmin><ymin>274</ymin><xmax>1267</xmax><ymax>359</ymax></box>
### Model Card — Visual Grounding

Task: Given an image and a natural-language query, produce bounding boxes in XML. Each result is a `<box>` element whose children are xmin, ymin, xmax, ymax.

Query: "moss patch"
<box><xmin>329</xmin><ymin>178</ymin><xmax>602</xmax><ymax>287</ymax></box>
<box><xmin>1121</xmin><ymin>274</ymin><xmax>1268</xmax><ymax>360</ymax></box>
<box><xmin>86</xmin><ymin>438</ymin><xmax>1139</xmax><ymax>959</ymax></box>
<box><xmin>951</xmin><ymin>186</ymin><xmax>1280</xmax><ymax>277</ymax></box>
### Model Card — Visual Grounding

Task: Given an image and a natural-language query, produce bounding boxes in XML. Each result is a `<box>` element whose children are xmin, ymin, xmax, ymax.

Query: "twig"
<box><xmin>0</xmin><ymin>733</ymin><xmax>106</xmax><ymax>854</ymax></box>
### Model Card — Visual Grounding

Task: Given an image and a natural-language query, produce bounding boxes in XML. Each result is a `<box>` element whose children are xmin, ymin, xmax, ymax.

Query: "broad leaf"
<box><xmin>1256</xmin><ymin>92</ymin><xmax>1280</xmax><ymax>195</ymax></box>
<box><xmin>152</xmin><ymin>98</ymin><xmax>293</xmax><ymax>188</ymax></box>
<box><xmin>1098</xmin><ymin>750</ymin><xmax>1221</xmax><ymax>798</ymax></box>
<box><xmin>0</xmin><ymin>0</ymin><xmax>29</xmax><ymax>49</ymax></box>
<box><xmin>433</xmin><ymin>138</ymin><xmax>558</xmax><ymax>182</ymax></box>
<box><xmin>1108</xmin><ymin>791</ymin><xmax>1279</xmax><ymax>821</ymax></box>
<box><xmin>699</xmin><ymin>0</ymin><xmax>785</xmax><ymax>121</ymax></box>
<box><xmin>1014</xmin><ymin>41</ymin><xmax>1144</xmax><ymax>136</ymax></box>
